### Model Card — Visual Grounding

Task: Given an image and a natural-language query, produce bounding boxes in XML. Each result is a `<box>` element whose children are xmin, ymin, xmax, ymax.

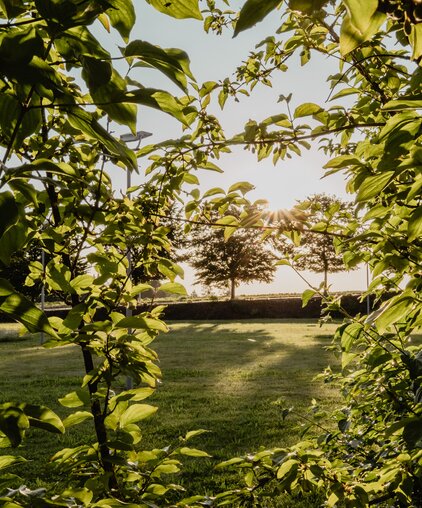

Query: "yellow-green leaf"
<box><xmin>356</xmin><ymin>171</ymin><xmax>394</xmax><ymax>202</ymax></box>
<box><xmin>383</xmin><ymin>96</ymin><xmax>422</xmax><ymax>111</ymax></box>
<box><xmin>126</xmin><ymin>40</ymin><xmax>194</xmax><ymax>93</ymax></box>
<box><xmin>410</xmin><ymin>22</ymin><xmax>422</xmax><ymax>62</ymax></box>
<box><xmin>146</xmin><ymin>0</ymin><xmax>202</xmax><ymax>20</ymax></box>
<box><xmin>158</xmin><ymin>282</ymin><xmax>187</xmax><ymax>296</ymax></box>
<box><xmin>375</xmin><ymin>296</ymin><xmax>414</xmax><ymax>333</ymax></box>
<box><xmin>106</xmin><ymin>0</ymin><xmax>135</xmax><ymax>42</ymax></box>
<box><xmin>179</xmin><ymin>447</ymin><xmax>210</xmax><ymax>457</ymax></box>
<box><xmin>234</xmin><ymin>0</ymin><xmax>281</xmax><ymax>37</ymax></box>
<box><xmin>63</xmin><ymin>411</ymin><xmax>93</xmax><ymax>428</ymax></box>
<box><xmin>21</xmin><ymin>404</ymin><xmax>65</xmax><ymax>434</ymax></box>
<box><xmin>120</xmin><ymin>404</ymin><xmax>157</xmax><ymax>427</ymax></box>
<box><xmin>408</xmin><ymin>207</ymin><xmax>422</xmax><ymax>242</ymax></box>
<box><xmin>0</xmin><ymin>455</ymin><xmax>26</xmax><ymax>471</ymax></box>
<box><xmin>289</xmin><ymin>0</ymin><xmax>329</xmax><ymax>13</ymax></box>
<box><xmin>343</xmin><ymin>0</ymin><xmax>378</xmax><ymax>34</ymax></box>
<box><xmin>294</xmin><ymin>102</ymin><xmax>323</xmax><ymax>118</ymax></box>
<box><xmin>0</xmin><ymin>278</ymin><xmax>58</xmax><ymax>337</ymax></box>
<box><xmin>340</xmin><ymin>5</ymin><xmax>386</xmax><ymax>55</ymax></box>
<box><xmin>276</xmin><ymin>459</ymin><xmax>299</xmax><ymax>479</ymax></box>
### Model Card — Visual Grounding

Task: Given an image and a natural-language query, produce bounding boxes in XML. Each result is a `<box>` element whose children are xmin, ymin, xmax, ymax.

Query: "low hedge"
<box><xmin>0</xmin><ymin>294</ymin><xmax>375</xmax><ymax>324</ymax></box>
<box><xmin>137</xmin><ymin>294</ymin><xmax>374</xmax><ymax>320</ymax></box>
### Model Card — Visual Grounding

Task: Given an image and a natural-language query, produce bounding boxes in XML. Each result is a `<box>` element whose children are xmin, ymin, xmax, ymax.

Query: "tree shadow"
<box><xmin>0</xmin><ymin>319</ymin><xmax>341</xmax><ymax>496</ymax></box>
<box><xmin>143</xmin><ymin>320</ymin><xmax>340</xmax><ymax>451</ymax></box>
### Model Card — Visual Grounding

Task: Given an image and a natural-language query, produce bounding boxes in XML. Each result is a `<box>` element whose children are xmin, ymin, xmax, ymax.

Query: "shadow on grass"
<box><xmin>134</xmin><ymin>320</ymin><xmax>341</xmax><ymax>495</ymax></box>
<box><xmin>0</xmin><ymin>320</ymin><xmax>340</xmax><ymax>500</ymax></box>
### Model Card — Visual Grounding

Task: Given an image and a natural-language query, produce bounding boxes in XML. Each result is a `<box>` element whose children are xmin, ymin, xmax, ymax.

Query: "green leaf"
<box><xmin>179</xmin><ymin>447</ymin><xmax>210</xmax><ymax>457</ymax></box>
<box><xmin>116</xmin><ymin>315</ymin><xmax>167</xmax><ymax>332</ymax></box>
<box><xmin>0</xmin><ymin>455</ymin><xmax>26</xmax><ymax>471</ymax></box>
<box><xmin>126</xmin><ymin>40</ymin><xmax>194</xmax><ymax>93</ymax></box>
<box><xmin>70</xmin><ymin>274</ymin><xmax>94</xmax><ymax>291</ymax></box>
<box><xmin>0</xmin><ymin>94</ymin><xmax>41</xmax><ymax>148</ymax></box>
<box><xmin>302</xmin><ymin>289</ymin><xmax>316</xmax><ymax>307</ymax></box>
<box><xmin>294</xmin><ymin>103</ymin><xmax>323</xmax><ymax>118</ymax></box>
<box><xmin>324</xmin><ymin>155</ymin><xmax>361</xmax><ymax>169</ymax></box>
<box><xmin>55</xmin><ymin>26</ymin><xmax>110</xmax><ymax>61</ymax></box>
<box><xmin>184</xmin><ymin>429</ymin><xmax>209</xmax><ymax>441</ymax></box>
<box><xmin>338</xmin><ymin>418</ymin><xmax>350</xmax><ymax>433</ymax></box>
<box><xmin>0</xmin><ymin>278</ymin><xmax>58</xmax><ymax>337</ymax></box>
<box><xmin>146</xmin><ymin>484</ymin><xmax>168</xmax><ymax>495</ymax></box>
<box><xmin>340</xmin><ymin>2</ymin><xmax>386</xmax><ymax>55</ymax></box>
<box><xmin>0</xmin><ymin>406</ymin><xmax>29</xmax><ymax>447</ymax></box>
<box><xmin>214</xmin><ymin>215</ymin><xmax>239</xmax><ymax>241</ymax></box>
<box><xmin>120</xmin><ymin>404</ymin><xmax>158</xmax><ymax>427</ymax></box>
<box><xmin>62</xmin><ymin>303</ymin><xmax>86</xmax><ymax>331</ymax></box>
<box><xmin>8</xmin><ymin>159</ymin><xmax>77</xmax><ymax>180</ymax></box>
<box><xmin>87</xmin><ymin>67</ymin><xmax>137</xmax><ymax>132</ymax></box>
<box><xmin>21</xmin><ymin>404</ymin><xmax>64</xmax><ymax>434</ymax></box>
<box><xmin>234</xmin><ymin>0</ymin><xmax>281</xmax><ymax>37</ymax></box>
<box><xmin>403</xmin><ymin>418</ymin><xmax>422</xmax><ymax>448</ymax></box>
<box><xmin>356</xmin><ymin>171</ymin><xmax>394</xmax><ymax>202</ymax></box>
<box><xmin>63</xmin><ymin>411</ymin><xmax>93</xmax><ymax>428</ymax></box>
<box><xmin>202</xmin><ymin>187</ymin><xmax>225</xmax><ymax>198</ymax></box>
<box><xmin>145</xmin><ymin>0</ymin><xmax>202</xmax><ymax>20</ymax></box>
<box><xmin>59</xmin><ymin>389</ymin><xmax>90</xmax><ymax>408</ymax></box>
<box><xmin>46</xmin><ymin>262</ymin><xmax>74</xmax><ymax>294</ymax></box>
<box><xmin>341</xmin><ymin>322</ymin><xmax>363</xmax><ymax>352</ymax></box>
<box><xmin>408</xmin><ymin>207</ymin><xmax>422</xmax><ymax>242</ymax></box>
<box><xmin>289</xmin><ymin>0</ymin><xmax>329</xmax><ymax>13</ymax></box>
<box><xmin>106</xmin><ymin>0</ymin><xmax>135</xmax><ymax>42</ymax></box>
<box><xmin>0</xmin><ymin>0</ymin><xmax>25</xmax><ymax>17</ymax></box>
<box><xmin>375</xmin><ymin>295</ymin><xmax>414</xmax><ymax>333</ymax></box>
<box><xmin>0</xmin><ymin>221</ymin><xmax>27</xmax><ymax>266</ymax></box>
<box><xmin>124</xmin><ymin>88</ymin><xmax>190</xmax><ymax>126</ymax></box>
<box><xmin>67</xmin><ymin>108</ymin><xmax>137</xmax><ymax>171</ymax></box>
<box><xmin>343</xmin><ymin>0</ymin><xmax>378</xmax><ymax>34</ymax></box>
<box><xmin>0</xmin><ymin>192</ymin><xmax>18</xmax><ymax>238</ymax></box>
<box><xmin>130</xmin><ymin>283</ymin><xmax>153</xmax><ymax>297</ymax></box>
<box><xmin>276</xmin><ymin>258</ymin><xmax>291</xmax><ymax>266</ymax></box>
<box><xmin>109</xmin><ymin>387</ymin><xmax>155</xmax><ymax>405</ymax></box>
<box><xmin>276</xmin><ymin>459</ymin><xmax>299</xmax><ymax>479</ymax></box>
<box><xmin>158</xmin><ymin>282</ymin><xmax>187</xmax><ymax>296</ymax></box>
<box><xmin>410</xmin><ymin>21</ymin><xmax>422</xmax><ymax>61</ymax></box>
<box><xmin>81</xmin><ymin>56</ymin><xmax>112</xmax><ymax>91</ymax></box>
<box><xmin>62</xmin><ymin>488</ymin><xmax>93</xmax><ymax>506</ymax></box>
<box><xmin>228</xmin><ymin>181</ymin><xmax>255</xmax><ymax>194</ymax></box>
<box><xmin>342</xmin><ymin>351</ymin><xmax>357</xmax><ymax>369</ymax></box>
<box><xmin>383</xmin><ymin>96</ymin><xmax>422</xmax><ymax>111</ymax></box>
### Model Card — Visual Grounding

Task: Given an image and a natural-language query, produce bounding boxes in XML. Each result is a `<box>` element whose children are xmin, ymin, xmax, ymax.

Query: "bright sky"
<box><xmin>101</xmin><ymin>2</ymin><xmax>368</xmax><ymax>296</ymax></box>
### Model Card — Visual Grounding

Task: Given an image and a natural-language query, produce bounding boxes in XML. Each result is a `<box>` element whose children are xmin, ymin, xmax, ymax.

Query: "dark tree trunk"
<box><xmin>81</xmin><ymin>345</ymin><xmax>118</xmax><ymax>490</ymax></box>
<box><xmin>323</xmin><ymin>268</ymin><xmax>328</xmax><ymax>296</ymax></box>
<box><xmin>230</xmin><ymin>278</ymin><xmax>236</xmax><ymax>300</ymax></box>
<box><xmin>322</xmin><ymin>249</ymin><xmax>329</xmax><ymax>296</ymax></box>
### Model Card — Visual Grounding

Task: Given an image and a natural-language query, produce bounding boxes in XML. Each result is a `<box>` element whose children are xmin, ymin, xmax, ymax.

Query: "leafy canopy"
<box><xmin>0</xmin><ymin>0</ymin><xmax>422</xmax><ymax>506</ymax></box>
<box><xmin>189</xmin><ymin>206</ymin><xmax>276</xmax><ymax>299</ymax></box>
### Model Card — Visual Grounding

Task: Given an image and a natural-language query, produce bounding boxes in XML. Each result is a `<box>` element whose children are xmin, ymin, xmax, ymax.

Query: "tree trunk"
<box><xmin>323</xmin><ymin>268</ymin><xmax>328</xmax><ymax>296</ymax></box>
<box><xmin>230</xmin><ymin>278</ymin><xmax>236</xmax><ymax>300</ymax></box>
<box><xmin>322</xmin><ymin>249</ymin><xmax>329</xmax><ymax>296</ymax></box>
<box><xmin>81</xmin><ymin>345</ymin><xmax>118</xmax><ymax>490</ymax></box>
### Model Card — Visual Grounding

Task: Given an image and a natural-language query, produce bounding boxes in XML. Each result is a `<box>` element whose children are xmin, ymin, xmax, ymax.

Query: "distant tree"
<box><xmin>130</xmin><ymin>201</ymin><xmax>187</xmax><ymax>285</ymax></box>
<box><xmin>1</xmin><ymin>239</ymin><xmax>88</xmax><ymax>303</ymax></box>
<box><xmin>275</xmin><ymin>194</ymin><xmax>355</xmax><ymax>294</ymax></box>
<box><xmin>189</xmin><ymin>213</ymin><xmax>276</xmax><ymax>300</ymax></box>
<box><xmin>0</xmin><ymin>245</ymin><xmax>42</xmax><ymax>302</ymax></box>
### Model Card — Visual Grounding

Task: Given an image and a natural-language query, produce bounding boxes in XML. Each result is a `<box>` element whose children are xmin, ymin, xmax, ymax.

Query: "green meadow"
<box><xmin>0</xmin><ymin>320</ymin><xmax>341</xmax><ymax>504</ymax></box>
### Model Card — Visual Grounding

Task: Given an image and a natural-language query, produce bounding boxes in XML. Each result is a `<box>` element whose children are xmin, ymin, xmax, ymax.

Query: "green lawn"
<box><xmin>0</xmin><ymin>320</ymin><xmax>341</xmax><ymax>503</ymax></box>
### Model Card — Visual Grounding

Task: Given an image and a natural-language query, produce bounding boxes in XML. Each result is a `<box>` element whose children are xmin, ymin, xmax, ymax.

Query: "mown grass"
<box><xmin>0</xmin><ymin>320</ymin><xmax>341</xmax><ymax>504</ymax></box>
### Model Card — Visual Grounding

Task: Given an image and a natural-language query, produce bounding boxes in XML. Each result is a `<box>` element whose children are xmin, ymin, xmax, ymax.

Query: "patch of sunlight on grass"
<box><xmin>0</xmin><ymin>319</ymin><xmax>342</xmax><ymax>504</ymax></box>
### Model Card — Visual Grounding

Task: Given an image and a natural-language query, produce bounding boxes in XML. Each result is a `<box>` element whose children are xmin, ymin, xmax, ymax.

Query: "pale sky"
<box><xmin>100</xmin><ymin>2</ymin><xmax>368</xmax><ymax>295</ymax></box>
